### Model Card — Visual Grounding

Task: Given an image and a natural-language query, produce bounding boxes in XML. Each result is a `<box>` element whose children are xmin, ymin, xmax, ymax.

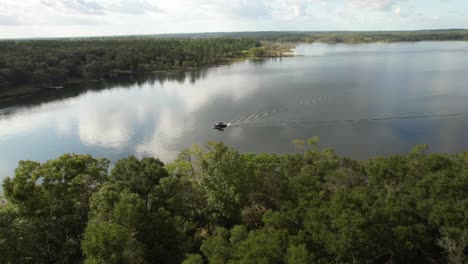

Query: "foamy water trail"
<box><xmin>228</xmin><ymin>97</ymin><xmax>330</xmax><ymax>125</ymax></box>
<box><xmin>233</xmin><ymin>112</ymin><xmax>468</xmax><ymax>128</ymax></box>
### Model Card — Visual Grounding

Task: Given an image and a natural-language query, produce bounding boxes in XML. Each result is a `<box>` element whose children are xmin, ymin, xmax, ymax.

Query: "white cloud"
<box><xmin>348</xmin><ymin>0</ymin><xmax>399</xmax><ymax>11</ymax></box>
<box><xmin>108</xmin><ymin>0</ymin><xmax>161</xmax><ymax>14</ymax></box>
<box><xmin>41</xmin><ymin>0</ymin><xmax>104</xmax><ymax>15</ymax></box>
<box><xmin>40</xmin><ymin>0</ymin><xmax>161</xmax><ymax>15</ymax></box>
<box><xmin>0</xmin><ymin>15</ymin><xmax>21</xmax><ymax>26</ymax></box>
<box><xmin>0</xmin><ymin>0</ymin><xmax>467</xmax><ymax>38</ymax></box>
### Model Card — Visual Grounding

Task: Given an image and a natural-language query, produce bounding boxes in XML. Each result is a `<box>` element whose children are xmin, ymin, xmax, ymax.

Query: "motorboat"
<box><xmin>213</xmin><ymin>121</ymin><xmax>228</xmax><ymax>129</ymax></box>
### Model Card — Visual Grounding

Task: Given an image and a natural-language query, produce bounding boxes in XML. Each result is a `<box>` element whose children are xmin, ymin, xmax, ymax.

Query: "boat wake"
<box><xmin>233</xmin><ymin>112</ymin><xmax>468</xmax><ymax>128</ymax></box>
<box><xmin>227</xmin><ymin>97</ymin><xmax>330</xmax><ymax>125</ymax></box>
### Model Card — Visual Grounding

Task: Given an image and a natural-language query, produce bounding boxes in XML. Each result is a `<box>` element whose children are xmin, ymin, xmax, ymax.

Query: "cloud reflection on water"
<box><xmin>2</xmin><ymin>43</ymin><xmax>468</xmax><ymax>181</ymax></box>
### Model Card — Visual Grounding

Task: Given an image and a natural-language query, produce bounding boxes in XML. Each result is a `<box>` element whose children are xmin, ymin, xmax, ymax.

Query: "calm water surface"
<box><xmin>1</xmin><ymin>42</ymin><xmax>468</xmax><ymax>180</ymax></box>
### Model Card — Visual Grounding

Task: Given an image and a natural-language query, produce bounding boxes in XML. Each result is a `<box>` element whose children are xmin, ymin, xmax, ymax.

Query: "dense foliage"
<box><xmin>1</xmin><ymin>140</ymin><xmax>467</xmax><ymax>263</ymax></box>
<box><xmin>0</xmin><ymin>38</ymin><xmax>259</xmax><ymax>89</ymax></box>
<box><xmin>2</xmin><ymin>30</ymin><xmax>468</xmax><ymax>91</ymax></box>
<box><xmin>249</xmin><ymin>30</ymin><xmax>468</xmax><ymax>43</ymax></box>
<box><xmin>151</xmin><ymin>30</ymin><xmax>468</xmax><ymax>43</ymax></box>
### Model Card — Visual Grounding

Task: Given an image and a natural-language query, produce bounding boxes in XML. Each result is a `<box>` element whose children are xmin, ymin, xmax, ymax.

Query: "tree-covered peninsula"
<box><xmin>1</xmin><ymin>140</ymin><xmax>467</xmax><ymax>263</ymax></box>
<box><xmin>0</xmin><ymin>38</ymin><xmax>292</xmax><ymax>93</ymax></box>
<box><xmin>2</xmin><ymin>29</ymin><xmax>467</xmax><ymax>94</ymax></box>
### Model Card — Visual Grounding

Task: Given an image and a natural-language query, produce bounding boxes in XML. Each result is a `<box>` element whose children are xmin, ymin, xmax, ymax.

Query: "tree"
<box><xmin>83</xmin><ymin>156</ymin><xmax>191</xmax><ymax>264</ymax></box>
<box><xmin>200</xmin><ymin>227</ymin><xmax>232</xmax><ymax>264</ymax></box>
<box><xmin>82</xmin><ymin>221</ymin><xmax>144</xmax><ymax>264</ymax></box>
<box><xmin>0</xmin><ymin>205</ymin><xmax>18</xmax><ymax>263</ymax></box>
<box><xmin>0</xmin><ymin>38</ymin><xmax>262</xmax><ymax>90</ymax></box>
<box><xmin>32</xmin><ymin>70</ymin><xmax>49</xmax><ymax>85</ymax></box>
<box><xmin>2</xmin><ymin>140</ymin><xmax>468</xmax><ymax>263</ymax></box>
<box><xmin>200</xmin><ymin>142</ymin><xmax>256</xmax><ymax>224</ymax></box>
<box><xmin>109</xmin><ymin>156</ymin><xmax>168</xmax><ymax>204</ymax></box>
<box><xmin>182</xmin><ymin>254</ymin><xmax>204</xmax><ymax>264</ymax></box>
<box><xmin>0</xmin><ymin>75</ymin><xmax>8</xmax><ymax>89</ymax></box>
<box><xmin>286</xmin><ymin>244</ymin><xmax>311</xmax><ymax>264</ymax></box>
<box><xmin>2</xmin><ymin>154</ymin><xmax>109</xmax><ymax>264</ymax></box>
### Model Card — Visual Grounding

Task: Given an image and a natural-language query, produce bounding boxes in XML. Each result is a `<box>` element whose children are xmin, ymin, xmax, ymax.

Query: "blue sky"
<box><xmin>0</xmin><ymin>0</ymin><xmax>467</xmax><ymax>38</ymax></box>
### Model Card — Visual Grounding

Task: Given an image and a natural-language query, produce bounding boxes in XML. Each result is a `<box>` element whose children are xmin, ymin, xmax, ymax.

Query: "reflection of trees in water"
<box><xmin>247</xmin><ymin>58</ymin><xmax>282</xmax><ymax>66</ymax></box>
<box><xmin>190</xmin><ymin>68</ymin><xmax>209</xmax><ymax>84</ymax></box>
<box><xmin>155</xmin><ymin>68</ymin><xmax>209</xmax><ymax>85</ymax></box>
<box><xmin>0</xmin><ymin>68</ymin><xmax>211</xmax><ymax>115</ymax></box>
<box><xmin>249</xmin><ymin>58</ymin><xmax>268</xmax><ymax>65</ymax></box>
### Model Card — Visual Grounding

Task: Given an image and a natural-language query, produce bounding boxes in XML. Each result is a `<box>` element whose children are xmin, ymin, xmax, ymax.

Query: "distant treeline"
<box><xmin>262</xmin><ymin>30</ymin><xmax>468</xmax><ymax>44</ymax></box>
<box><xmin>85</xmin><ymin>29</ymin><xmax>468</xmax><ymax>42</ymax></box>
<box><xmin>0</xmin><ymin>38</ymin><xmax>260</xmax><ymax>89</ymax></box>
<box><xmin>106</xmin><ymin>29</ymin><xmax>468</xmax><ymax>43</ymax></box>
<box><xmin>1</xmin><ymin>140</ymin><xmax>467</xmax><ymax>263</ymax></box>
<box><xmin>2</xmin><ymin>30</ymin><xmax>467</xmax><ymax>90</ymax></box>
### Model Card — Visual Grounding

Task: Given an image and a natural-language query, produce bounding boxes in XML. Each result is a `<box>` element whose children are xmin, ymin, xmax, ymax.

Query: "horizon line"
<box><xmin>1</xmin><ymin>28</ymin><xmax>467</xmax><ymax>41</ymax></box>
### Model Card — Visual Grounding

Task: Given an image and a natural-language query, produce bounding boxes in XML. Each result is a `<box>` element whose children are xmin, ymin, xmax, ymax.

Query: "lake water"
<box><xmin>1</xmin><ymin>41</ymin><xmax>468</xmax><ymax>180</ymax></box>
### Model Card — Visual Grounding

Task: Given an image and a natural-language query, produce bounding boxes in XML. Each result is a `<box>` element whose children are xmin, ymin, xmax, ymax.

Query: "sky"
<box><xmin>0</xmin><ymin>0</ymin><xmax>467</xmax><ymax>38</ymax></box>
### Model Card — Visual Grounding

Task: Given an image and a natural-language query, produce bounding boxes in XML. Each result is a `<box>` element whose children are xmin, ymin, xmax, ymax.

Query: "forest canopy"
<box><xmin>203</xmin><ymin>30</ymin><xmax>468</xmax><ymax>43</ymax></box>
<box><xmin>0</xmin><ymin>38</ymin><xmax>260</xmax><ymax>89</ymax></box>
<box><xmin>2</xmin><ymin>30</ymin><xmax>468</xmax><ymax>91</ymax></box>
<box><xmin>109</xmin><ymin>29</ymin><xmax>468</xmax><ymax>43</ymax></box>
<box><xmin>1</xmin><ymin>140</ymin><xmax>467</xmax><ymax>263</ymax></box>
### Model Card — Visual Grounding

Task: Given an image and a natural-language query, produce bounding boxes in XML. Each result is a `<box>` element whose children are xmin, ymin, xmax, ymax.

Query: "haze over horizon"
<box><xmin>0</xmin><ymin>0</ymin><xmax>467</xmax><ymax>39</ymax></box>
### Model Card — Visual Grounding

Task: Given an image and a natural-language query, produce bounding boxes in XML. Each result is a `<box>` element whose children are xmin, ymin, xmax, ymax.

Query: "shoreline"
<box><xmin>2</xmin><ymin>38</ymin><xmax>465</xmax><ymax>102</ymax></box>
<box><xmin>292</xmin><ymin>39</ymin><xmax>468</xmax><ymax>45</ymax></box>
<box><xmin>0</xmin><ymin>56</ymin><xmax>295</xmax><ymax>103</ymax></box>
